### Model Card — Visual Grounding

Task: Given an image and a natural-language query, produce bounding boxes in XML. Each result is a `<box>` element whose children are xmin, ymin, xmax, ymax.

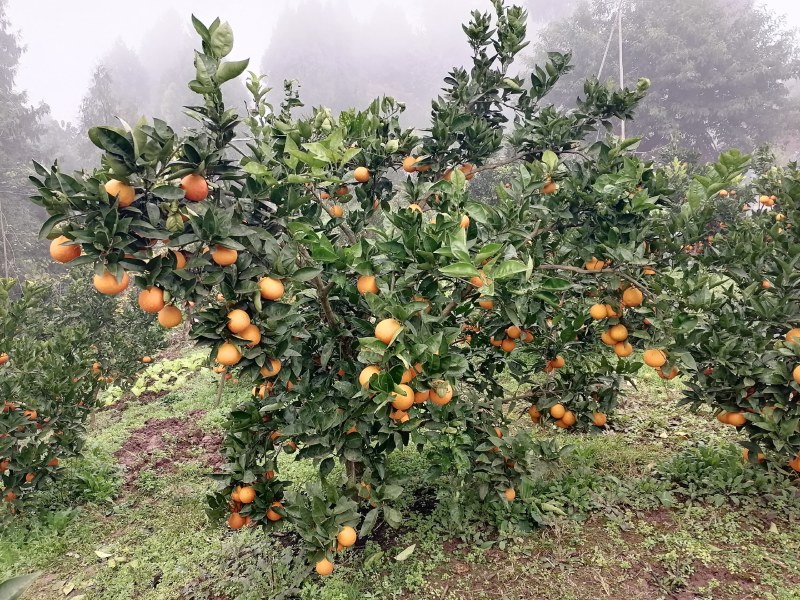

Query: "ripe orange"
<box><xmin>614</xmin><ymin>342</ymin><xmax>633</xmax><ymax>357</ymax></box>
<box><xmin>259</xmin><ymin>277</ymin><xmax>285</xmax><ymax>301</ymax></box>
<box><xmin>460</xmin><ymin>215</ymin><xmax>470</xmax><ymax>229</ymax></box>
<box><xmin>375</xmin><ymin>318</ymin><xmax>402</xmax><ymax>345</ymax></box>
<box><xmin>478</xmin><ymin>298</ymin><xmax>495</xmax><ymax>310</ymax></box>
<box><xmin>542</xmin><ymin>181</ymin><xmax>558</xmax><ymax>195</ymax></box>
<box><xmin>642</xmin><ymin>266</ymin><xmax>656</xmax><ymax>276</ymax></box>
<box><xmin>789</xmin><ymin>453</ymin><xmax>800</xmax><ymax>473</ymax></box>
<box><xmin>657</xmin><ymin>366</ymin><xmax>679</xmax><ymax>380</ymax></box>
<box><xmin>260</xmin><ymin>358</ymin><xmax>281</xmax><ymax>377</ymax></box>
<box><xmin>600</xmin><ymin>331</ymin><xmax>615</xmax><ymax>346</ymax></box>
<box><xmin>391</xmin><ymin>384</ymin><xmax>415</xmax><ymax>410</ymax></box>
<box><xmin>786</xmin><ymin>328</ymin><xmax>800</xmax><ymax>344</ymax></box>
<box><xmin>622</xmin><ymin>287</ymin><xmax>643</xmax><ymax>307</ymax></box>
<box><xmin>357</xmin><ymin>275</ymin><xmax>379</xmax><ymax>295</ymax></box>
<box><xmin>315</xmin><ymin>558</ymin><xmax>334</xmax><ymax>577</ymax></box>
<box><xmin>489</xmin><ymin>336</ymin><xmax>503</xmax><ymax>347</ymax></box>
<box><xmin>228</xmin><ymin>512</ymin><xmax>245</xmax><ymax>529</ymax></box>
<box><xmin>0</xmin><ymin>354</ymin><xmax>8</xmax><ymax>366</ymax></box>
<box><xmin>320</xmin><ymin>191</ymin><xmax>330</xmax><ymax>200</ymax></box>
<box><xmin>142</xmin><ymin>356</ymin><xmax>152</xmax><ymax>363</ymax></box>
<box><xmin>158</xmin><ymin>305</ymin><xmax>183</xmax><ymax>328</ymax></box>
<box><xmin>216</xmin><ymin>342</ymin><xmax>242</xmax><ymax>366</ymax></box>
<box><xmin>93</xmin><ymin>270</ymin><xmax>130</xmax><ymax>295</ymax></box>
<box><xmin>354</xmin><ymin>166</ymin><xmax>370</xmax><ymax>183</ymax></box>
<box><xmin>742</xmin><ymin>448</ymin><xmax>765</xmax><ymax>463</ymax></box>
<box><xmin>550</xmin><ymin>404</ymin><xmax>566</xmax><ymax>419</ymax></box>
<box><xmin>49</xmin><ymin>236</ymin><xmax>80</xmax><ymax>263</ymax></box>
<box><xmin>359</xmin><ymin>366</ymin><xmax>381</xmax><ymax>388</ymax></box>
<box><xmin>238</xmin><ymin>486</ymin><xmax>256</xmax><ymax>504</ymax></box>
<box><xmin>227</xmin><ymin>309</ymin><xmax>251</xmax><ymax>334</ymax></box>
<box><xmin>793</xmin><ymin>365</ymin><xmax>800</xmax><ymax>385</ymax></box>
<box><xmin>590</xmin><ymin>304</ymin><xmax>607</xmax><ymax>320</ymax></box>
<box><xmin>592</xmin><ymin>412</ymin><xmax>607</xmax><ymax>427</ymax></box>
<box><xmin>414</xmin><ymin>389</ymin><xmax>430</xmax><ymax>404</ymax></box>
<box><xmin>104</xmin><ymin>179</ymin><xmax>135</xmax><ymax>207</ymax></box>
<box><xmin>550</xmin><ymin>355</ymin><xmax>566</xmax><ymax>369</ymax></box>
<box><xmin>761</xmin><ymin>280</ymin><xmax>772</xmax><ymax>289</ymax></box>
<box><xmin>402</xmin><ymin>156</ymin><xmax>418</xmax><ymax>173</ymax></box>
<box><xmin>560</xmin><ymin>411</ymin><xmax>577</xmax><ymax>427</ymax></box>
<box><xmin>585</xmin><ymin>257</ymin><xmax>605</xmax><ymax>271</ymax></box>
<box><xmin>266</xmin><ymin>501</ymin><xmax>283</xmax><ymax>521</ymax></box>
<box><xmin>528</xmin><ymin>405</ymin><xmax>541</xmax><ymax>423</ymax></box>
<box><xmin>330</xmin><ymin>204</ymin><xmax>344</xmax><ymax>218</ymax></box>
<box><xmin>4</xmin><ymin>491</ymin><xmax>17</xmax><ymax>503</ymax></box>
<box><xmin>211</xmin><ymin>245</ymin><xmax>238</xmax><ymax>267</ymax></box>
<box><xmin>642</xmin><ymin>349</ymin><xmax>667</xmax><ymax>368</ymax></box>
<box><xmin>335</xmin><ymin>185</ymin><xmax>349</xmax><ymax>197</ymax></box>
<box><xmin>408</xmin><ymin>203</ymin><xmax>422</xmax><ymax>212</ymax></box>
<box><xmin>47</xmin><ymin>457</ymin><xmax>59</xmax><ymax>467</ymax></box>
<box><xmin>430</xmin><ymin>381</ymin><xmax>453</xmax><ymax>406</ymax></box>
<box><xmin>506</xmin><ymin>326</ymin><xmax>522</xmax><ymax>339</ymax></box>
<box><xmin>726</xmin><ymin>412</ymin><xmax>747</xmax><ymax>427</ymax></box>
<box><xmin>459</xmin><ymin>164</ymin><xmax>476</xmax><ymax>180</ymax></box>
<box><xmin>337</xmin><ymin>526</ymin><xmax>357</xmax><ymax>548</ymax></box>
<box><xmin>400</xmin><ymin>366</ymin><xmax>418</xmax><ymax>384</ymax></box>
<box><xmin>25</xmin><ymin>472</ymin><xmax>35</xmax><ymax>483</ymax></box>
<box><xmin>181</xmin><ymin>173</ymin><xmax>209</xmax><ymax>201</ymax></box>
<box><xmin>503</xmin><ymin>487</ymin><xmax>516</xmax><ymax>501</ymax></box>
<box><xmin>605</xmin><ymin>304</ymin><xmax>622</xmax><ymax>318</ymax></box>
<box><xmin>469</xmin><ymin>271</ymin><xmax>491</xmax><ymax>287</ymax></box>
<box><xmin>239</xmin><ymin>324</ymin><xmax>262</xmax><ymax>348</ymax></box>
<box><xmin>138</xmin><ymin>286</ymin><xmax>166</xmax><ymax>313</ymax></box>
<box><xmin>608</xmin><ymin>324</ymin><xmax>628</xmax><ymax>342</ymax></box>
<box><xmin>173</xmin><ymin>250</ymin><xmax>187</xmax><ymax>269</ymax></box>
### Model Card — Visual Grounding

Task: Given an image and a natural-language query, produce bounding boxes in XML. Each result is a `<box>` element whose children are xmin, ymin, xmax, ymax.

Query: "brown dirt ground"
<box><xmin>411</xmin><ymin>508</ymin><xmax>797</xmax><ymax>600</ymax></box>
<box><xmin>114</xmin><ymin>409</ymin><xmax>223</xmax><ymax>489</ymax></box>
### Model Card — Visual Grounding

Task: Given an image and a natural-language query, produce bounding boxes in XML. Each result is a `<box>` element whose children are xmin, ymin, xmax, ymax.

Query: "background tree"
<box><xmin>533</xmin><ymin>0</ymin><xmax>800</xmax><ymax>160</ymax></box>
<box><xmin>0</xmin><ymin>0</ymin><xmax>48</xmax><ymax>279</ymax></box>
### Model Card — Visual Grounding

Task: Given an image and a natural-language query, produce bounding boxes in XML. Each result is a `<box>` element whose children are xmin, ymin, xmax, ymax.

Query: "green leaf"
<box><xmin>151</xmin><ymin>185</ymin><xmax>184</xmax><ymax>200</ymax></box>
<box><xmin>490</xmin><ymin>260</ymin><xmax>527</xmax><ymax>280</ymax></box>
<box><xmin>542</xmin><ymin>150</ymin><xmax>558</xmax><ymax>171</ymax></box>
<box><xmin>540</xmin><ymin>277</ymin><xmax>571</xmax><ymax>291</ymax></box>
<box><xmin>210</xmin><ymin>22</ymin><xmax>234</xmax><ymax>57</ymax></box>
<box><xmin>87</xmin><ymin>127</ymin><xmax>134</xmax><ymax>158</ymax></box>
<box><xmin>394</xmin><ymin>544</ymin><xmax>416</xmax><ymax>561</ymax></box>
<box><xmin>440</xmin><ymin>262</ymin><xmax>479</xmax><ymax>278</ymax></box>
<box><xmin>292</xmin><ymin>267</ymin><xmax>323</xmax><ymax>282</ymax></box>
<box><xmin>217</xmin><ymin>59</ymin><xmax>250</xmax><ymax>84</ymax></box>
<box><xmin>360</xmin><ymin>508</ymin><xmax>379</xmax><ymax>537</ymax></box>
<box><xmin>0</xmin><ymin>572</ymin><xmax>41</xmax><ymax>600</ymax></box>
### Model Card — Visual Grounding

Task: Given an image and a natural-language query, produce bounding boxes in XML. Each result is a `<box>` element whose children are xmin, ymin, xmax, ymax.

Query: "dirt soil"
<box><xmin>114</xmin><ymin>409</ymin><xmax>224</xmax><ymax>489</ymax></box>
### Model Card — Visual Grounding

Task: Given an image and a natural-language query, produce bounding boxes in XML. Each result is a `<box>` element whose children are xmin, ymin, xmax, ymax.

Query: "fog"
<box><xmin>8</xmin><ymin>0</ymin><xmax>800</xmax><ymax>123</ymax></box>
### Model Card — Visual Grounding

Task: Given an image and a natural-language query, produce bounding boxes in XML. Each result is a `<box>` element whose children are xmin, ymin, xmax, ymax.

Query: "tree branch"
<box><xmin>310</xmin><ymin>190</ymin><xmax>358</xmax><ymax>245</ymax></box>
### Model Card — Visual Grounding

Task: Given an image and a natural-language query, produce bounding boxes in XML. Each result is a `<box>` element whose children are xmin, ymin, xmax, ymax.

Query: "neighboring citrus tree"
<box><xmin>26</xmin><ymin>2</ymin><xmax>722</xmax><ymax>573</ymax></box>
<box><xmin>662</xmin><ymin>152</ymin><xmax>800</xmax><ymax>470</ymax></box>
<box><xmin>0</xmin><ymin>280</ymin><xmax>102</xmax><ymax>514</ymax></box>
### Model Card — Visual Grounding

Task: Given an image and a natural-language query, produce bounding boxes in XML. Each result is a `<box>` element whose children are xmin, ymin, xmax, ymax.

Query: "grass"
<box><xmin>2</xmin><ymin>357</ymin><xmax>800</xmax><ymax>600</ymax></box>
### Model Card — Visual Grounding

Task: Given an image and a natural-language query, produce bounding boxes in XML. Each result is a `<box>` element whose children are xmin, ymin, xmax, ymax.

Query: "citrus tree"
<box><xmin>27</xmin><ymin>3</ymin><xmax>695</xmax><ymax>573</ymax></box>
<box><xmin>663</xmin><ymin>152</ymin><xmax>800</xmax><ymax>470</ymax></box>
<box><xmin>0</xmin><ymin>280</ymin><xmax>102</xmax><ymax>514</ymax></box>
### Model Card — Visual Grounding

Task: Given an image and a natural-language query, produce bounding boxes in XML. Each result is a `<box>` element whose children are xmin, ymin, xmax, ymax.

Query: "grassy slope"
<box><xmin>2</xmin><ymin>363</ymin><xmax>799</xmax><ymax>600</ymax></box>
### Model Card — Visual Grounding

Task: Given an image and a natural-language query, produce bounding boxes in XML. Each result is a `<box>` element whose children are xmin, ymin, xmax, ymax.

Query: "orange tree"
<box><xmin>27</xmin><ymin>4</ymin><xmax>688</xmax><ymax>571</ymax></box>
<box><xmin>661</xmin><ymin>151</ymin><xmax>800</xmax><ymax>470</ymax></box>
<box><xmin>0</xmin><ymin>280</ymin><xmax>103</xmax><ymax>514</ymax></box>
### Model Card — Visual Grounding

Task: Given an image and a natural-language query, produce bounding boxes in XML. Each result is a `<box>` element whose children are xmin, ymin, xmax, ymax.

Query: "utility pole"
<box><xmin>618</xmin><ymin>4</ymin><xmax>626</xmax><ymax>138</ymax></box>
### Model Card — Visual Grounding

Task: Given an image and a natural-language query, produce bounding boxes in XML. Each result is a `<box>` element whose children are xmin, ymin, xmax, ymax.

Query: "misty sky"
<box><xmin>8</xmin><ymin>0</ymin><xmax>800</xmax><ymax>123</ymax></box>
